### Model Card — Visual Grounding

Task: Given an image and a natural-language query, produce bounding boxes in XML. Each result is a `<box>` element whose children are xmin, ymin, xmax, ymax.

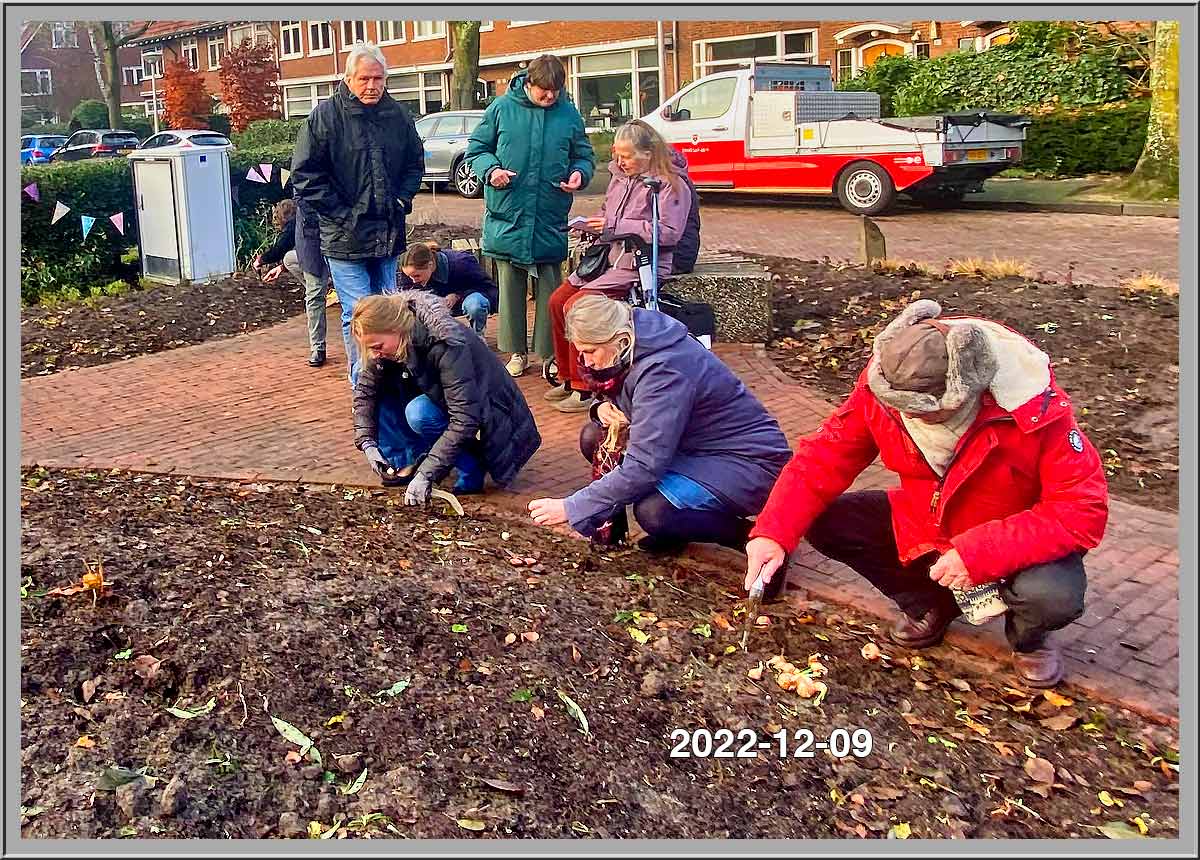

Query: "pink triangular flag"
<box><xmin>51</xmin><ymin>201</ymin><xmax>70</xmax><ymax>225</ymax></box>
<box><xmin>280</xmin><ymin>168</ymin><xmax>291</xmax><ymax>187</ymax></box>
<box><xmin>259</xmin><ymin>163</ymin><xmax>273</xmax><ymax>182</ymax></box>
<box><xmin>109</xmin><ymin>212</ymin><xmax>125</xmax><ymax>235</ymax></box>
<box><xmin>246</xmin><ymin>166</ymin><xmax>266</xmax><ymax>183</ymax></box>
<box><xmin>23</xmin><ymin>182</ymin><xmax>40</xmax><ymax>202</ymax></box>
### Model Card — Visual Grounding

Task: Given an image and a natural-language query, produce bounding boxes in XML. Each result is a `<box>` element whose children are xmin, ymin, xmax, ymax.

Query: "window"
<box><xmin>51</xmin><ymin>22</ymin><xmax>78</xmax><ymax>48</ymax></box>
<box><xmin>984</xmin><ymin>28</ymin><xmax>1013</xmax><ymax>48</ymax></box>
<box><xmin>283</xmin><ymin>82</ymin><xmax>334</xmax><ymax>118</ymax></box>
<box><xmin>674</xmin><ymin>76</ymin><xmax>736</xmax><ymax>121</ymax></box>
<box><xmin>231</xmin><ymin>23</ymin><xmax>273</xmax><ymax>49</ymax></box>
<box><xmin>21</xmin><ymin>69</ymin><xmax>53</xmax><ymax>96</ymax></box>
<box><xmin>479</xmin><ymin>21</ymin><xmax>494</xmax><ymax>32</ymax></box>
<box><xmin>376</xmin><ymin>21</ymin><xmax>406</xmax><ymax>44</ymax></box>
<box><xmin>279</xmin><ymin>21</ymin><xmax>303</xmax><ymax>57</ymax></box>
<box><xmin>695</xmin><ymin>33</ymin><xmax>777</xmax><ymax>77</ymax></box>
<box><xmin>431</xmin><ymin>115</ymin><xmax>466</xmax><ymax>136</ymax></box>
<box><xmin>414</xmin><ymin>115</ymin><xmax>438</xmax><ymax>137</ymax></box>
<box><xmin>836</xmin><ymin>48</ymin><xmax>854</xmax><ymax>81</ymax></box>
<box><xmin>181</xmin><ymin>38</ymin><xmax>199</xmax><ymax>70</ymax></box>
<box><xmin>385</xmin><ymin>71</ymin><xmax>444</xmax><ymax>115</ymax></box>
<box><xmin>412</xmin><ymin>21</ymin><xmax>446</xmax><ymax>40</ymax></box>
<box><xmin>142</xmin><ymin>51</ymin><xmax>163</xmax><ymax>79</ymax></box>
<box><xmin>575</xmin><ymin>49</ymin><xmax>659</xmax><ymax>130</ymax></box>
<box><xmin>144</xmin><ymin>98</ymin><xmax>163</xmax><ymax>117</ymax></box>
<box><xmin>915</xmin><ymin>42</ymin><xmax>931</xmax><ymax>60</ymax></box>
<box><xmin>781</xmin><ymin>30</ymin><xmax>816</xmax><ymax>63</ymax></box>
<box><xmin>208</xmin><ymin>37</ymin><xmax>225</xmax><ymax>69</ymax></box>
<box><xmin>121</xmin><ymin>65</ymin><xmax>143</xmax><ymax>86</ymax></box>
<box><xmin>308</xmin><ymin>21</ymin><xmax>332</xmax><ymax>54</ymax></box>
<box><xmin>340</xmin><ymin>21</ymin><xmax>368</xmax><ymax>49</ymax></box>
<box><xmin>957</xmin><ymin>36</ymin><xmax>977</xmax><ymax>53</ymax></box>
<box><xmin>21</xmin><ymin>137</ymin><xmax>33</xmax><ymax>149</ymax></box>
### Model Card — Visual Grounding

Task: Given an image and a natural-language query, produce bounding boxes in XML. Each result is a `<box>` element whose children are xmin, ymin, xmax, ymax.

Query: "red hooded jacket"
<box><xmin>750</xmin><ymin>361</ymin><xmax>1110</xmax><ymax>585</ymax></box>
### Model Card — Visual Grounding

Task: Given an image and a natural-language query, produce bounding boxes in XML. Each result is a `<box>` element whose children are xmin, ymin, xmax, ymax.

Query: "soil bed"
<box><xmin>755</xmin><ymin>256</ymin><xmax>1179</xmax><ymax>512</ymax></box>
<box><xmin>21</xmin><ymin>468</ymin><xmax>1179</xmax><ymax>839</ymax></box>
<box><xmin>19</xmin><ymin>224</ymin><xmax>479</xmax><ymax>380</ymax></box>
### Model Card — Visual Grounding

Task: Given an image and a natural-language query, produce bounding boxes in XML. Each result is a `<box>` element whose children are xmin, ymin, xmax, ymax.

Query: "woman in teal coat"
<box><xmin>465</xmin><ymin>55</ymin><xmax>595</xmax><ymax>378</ymax></box>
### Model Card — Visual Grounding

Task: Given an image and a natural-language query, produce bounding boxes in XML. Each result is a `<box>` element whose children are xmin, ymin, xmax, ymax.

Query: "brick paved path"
<box><xmin>21</xmin><ymin>311</ymin><xmax>1179</xmax><ymax>722</ymax></box>
<box><xmin>412</xmin><ymin>191</ymin><xmax>1179</xmax><ymax>288</ymax></box>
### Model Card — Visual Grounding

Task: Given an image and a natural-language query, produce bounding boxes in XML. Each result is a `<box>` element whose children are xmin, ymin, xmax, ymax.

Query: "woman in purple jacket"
<box><xmin>529</xmin><ymin>294</ymin><xmax>792</xmax><ymax>555</ymax></box>
<box><xmin>397</xmin><ymin>242</ymin><xmax>500</xmax><ymax>336</ymax></box>
<box><xmin>545</xmin><ymin>120</ymin><xmax>693</xmax><ymax>413</ymax></box>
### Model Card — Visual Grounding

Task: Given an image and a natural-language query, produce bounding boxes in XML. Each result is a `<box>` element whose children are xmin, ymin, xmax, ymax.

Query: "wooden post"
<box><xmin>859</xmin><ymin>215</ymin><xmax>886</xmax><ymax>267</ymax></box>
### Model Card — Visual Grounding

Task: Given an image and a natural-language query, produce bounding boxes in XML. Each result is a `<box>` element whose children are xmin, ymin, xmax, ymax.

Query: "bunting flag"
<box><xmin>51</xmin><ymin>201</ymin><xmax>70</xmax><ymax>225</ymax></box>
<box><xmin>279</xmin><ymin>168</ymin><xmax>291</xmax><ymax>187</ymax></box>
<box><xmin>23</xmin><ymin>183</ymin><xmax>40</xmax><ymax>202</ymax></box>
<box><xmin>259</xmin><ymin>163</ymin><xmax>273</xmax><ymax>182</ymax></box>
<box><xmin>246</xmin><ymin>166</ymin><xmax>266</xmax><ymax>183</ymax></box>
<box><xmin>81</xmin><ymin>215</ymin><xmax>97</xmax><ymax>240</ymax></box>
<box><xmin>109</xmin><ymin>212</ymin><xmax>125</xmax><ymax>235</ymax></box>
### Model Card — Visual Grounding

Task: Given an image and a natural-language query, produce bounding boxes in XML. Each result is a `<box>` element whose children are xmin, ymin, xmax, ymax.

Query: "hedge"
<box><xmin>1022</xmin><ymin>99</ymin><xmax>1150</xmax><ymax>176</ymax></box>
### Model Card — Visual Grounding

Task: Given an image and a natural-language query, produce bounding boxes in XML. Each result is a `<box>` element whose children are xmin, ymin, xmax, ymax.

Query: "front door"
<box><xmin>655</xmin><ymin>75</ymin><xmax>741</xmax><ymax>187</ymax></box>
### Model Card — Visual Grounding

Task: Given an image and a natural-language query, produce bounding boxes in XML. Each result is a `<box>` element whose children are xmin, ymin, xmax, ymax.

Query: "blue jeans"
<box><xmin>376</xmin><ymin>394</ymin><xmax>485</xmax><ymax>491</ymax></box>
<box><xmin>459</xmin><ymin>292</ymin><xmax>491</xmax><ymax>335</ymax></box>
<box><xmin>326</xmin><ymin>255</ymin><xmax>400</xmax><ymax>386</ymax></box>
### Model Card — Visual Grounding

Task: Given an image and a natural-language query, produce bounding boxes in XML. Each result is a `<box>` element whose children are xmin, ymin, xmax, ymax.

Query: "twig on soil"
<box><xmin>237</xmin><ymin>681</ymin><xmax>248</xmax><ymax>727</ymax></box>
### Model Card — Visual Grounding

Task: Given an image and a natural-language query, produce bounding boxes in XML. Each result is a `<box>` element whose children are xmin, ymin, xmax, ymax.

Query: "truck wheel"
<box><xmin>836</xmin><ymin>162</ymin><xmax>896</xmax><ymax>216</ymax></box>
<box><xmin>453</xmin><ymin>158</ymin><xmax>483</xmax><ymax>199</ymax></box>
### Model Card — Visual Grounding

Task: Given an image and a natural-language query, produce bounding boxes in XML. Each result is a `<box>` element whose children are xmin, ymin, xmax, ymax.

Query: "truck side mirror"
<box><xmin>673</xmin><ymin>107</ymin><xmax>691</xmax><ymax>122</ymax></box>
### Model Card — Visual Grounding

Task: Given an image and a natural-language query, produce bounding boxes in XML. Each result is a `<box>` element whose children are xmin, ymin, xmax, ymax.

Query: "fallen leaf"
<box><xmin>628</xmin><ymin>627</ymin><xmax>650</xmax><ymax>644</ymax></box>
<box><xmin>691</xmin><ymin>623</ymin><xmax>712</xmax><ymax>638</ymax></box>
<box><xmin>948</xmin><ymin>678</ymin><xmax>972</xmax><ymax>692</ymax></box>
<box><xmin>1133</xmin><ymin>780</ymin><xmax>1154</xmax><ymax>793</ymax></box>
<box><xmin>813</xmin><ymin>632</ymin><xmax>830</xmax><ymax>642</ymax></box>
<box><xmin>1040</xmin><ymin>713</ymin><xmax>1078</xmax><ymax>731</ymax></box>
<box><xmin>165</xmin><ymin>697</ymin><xmax>216</xmax><ymax>719</ymax></box>
<box><xmin>556</xmin><ymin>689</ymin><xmax>589</xmax><ymax>735</ymax></box>
<box><xmin>888</xmin><ymin>822</ymin><xmax>912</xmax><ymax>839</ymax></box>
<box><xmin>271</xmin><ymin>715</ymin><xmax>316</xmax><ymax>758</ymax></box>
<box><xmin>112</xmin><ymin>648</ymin><xmax>132</xmax><ymax>661</ymax></box>
<box><xmin>340</xmin><ymin>767</ymin><xmax>368</xmax><ymax>796</ymax></box>
<box><xmin>451</xmin><ymin>623</ymin><xmax>469</xmax><ymax>634</ymax></box>
<box><xmin>1098</xmin><ymin>790</ymin><xmax>1123</xmax><ymax>808</ymax></box>
<box><xmin>1043</xmin><ymin>690</ymin><xmax>1074</xmax><ymax>707</ymax></box>
<box><xmin>457</xmin><ymin>818</ymin><xmax>486</xmax><ymax>832</ymax></box>
<box><xmin>74</xmin><ymin>735</ymin><xmax>96</xmax><ymax>748</ymax></box>
<box><xmin>476</xmin><ymin>664</ymin><xmax>493</xmax><ymax>676</ymax></box>
<box><xmin>504</xmin><ymin>633</ymin><xmax>517</xmax><ymax>646</ymax></box>
<box><xmin>861</xmin><ymin>643</ymin><xmax>881</xmax><ymax>661</ymax></box>
<box><xmin>284</xmin><ymin>750</ymin><xmax>303</xmax><ymax>765</ymax></box>
<box><xmin>1097</xmin><ymin>821</ymin><xmax>1145</xmax><ymax>839</ymax></box>
<box><xmin>1024</xmin><ymin>757</ymin><xmax>1055</xmax><ymax>784</ymax></box>
<box><xmin>374</xmin><ymin>679</ymin><xmax>410</xmax><ymax>698</ymax></box>
<box><xmin>747</xmin><ymin>665</ymin><xmax>764</xmax><ymax>681</ymax></box>
<box><xmin>132</xmin><ymin>655</ymin><xmax>161</xmax><ymax>682</ymax></box>
<box><xmin>571</xmin><ymin>645</ymin><xmax>581</xmax><ymax>663</ymax></box>
<box><xmin>530</xmin><ymin>705</ymin><xmax>545</xmax><ymax>721</ymax></box>
<box><xmin>458</xmin><ymin>657</ymin><xmax>474</xmax><ymax>672</ymax></box>
<box><xmin>712</xmin><ymin>614</ymin><xmax>733</xmax><ymax>631</ymax></box>
<box><xmin>510</xmin><ymin>689</ymin><xmax>533</xmax><ymax>703</ymax></box>
<box><xmin>81</xmin><ymin>680</ymin><xmax>97</xmax><ymax>703</ymax></box>
<box><xmin>754</xmin><ymin>615</ymin><xmax>770</xmax><ymax>627</ymax></box>
<box><xmin>325</xmin><ymin>714</ymin><xmax>346</xmax><ymax>727</ymax></box>
<box><xmin>96</xmin><ymin>766</ymin><xmax>143</xmax><ymax>790</ymax></box>
<box><xmin>481</xmin><ymin>777</ymin><xmax>525</xmax><ymax>795</ymax></box>
<box><xmin>521</xmin><ymin>631</ymin><xmax>540</xmax><ymax>643</ymax></box>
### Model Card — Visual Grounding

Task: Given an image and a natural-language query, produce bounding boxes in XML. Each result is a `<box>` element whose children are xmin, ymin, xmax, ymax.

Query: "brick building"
<box><xmin>19</xmin><ymin>20</ymin><xmax>144</xmax><ymax>125</ymax></box>
<box><xmin>125</xmin><ymin>18</ymin><xmax>1143</xmax><ymax>131</ymax></box>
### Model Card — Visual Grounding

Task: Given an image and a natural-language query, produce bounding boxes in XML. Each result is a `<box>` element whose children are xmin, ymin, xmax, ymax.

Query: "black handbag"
<box><xmin>659</xmin><ymin>292</ymin><xmax>716</xmax><ymax>349</ymax></box>
<box><xmin>574</xmin><ymin>241</ymin><xmax>611</xmax><ymax>283</ymax></box>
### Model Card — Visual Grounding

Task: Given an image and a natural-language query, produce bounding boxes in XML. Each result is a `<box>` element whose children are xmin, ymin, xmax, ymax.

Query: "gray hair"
<box><xmin>344</xmin><ymin>42</ymin><xmax>388</xmax><ymax>81</ymax></box>
<box><xmin>565</xmin><ymin>294</ymin><xmax>636</xmax><ymax>363</ymax></box>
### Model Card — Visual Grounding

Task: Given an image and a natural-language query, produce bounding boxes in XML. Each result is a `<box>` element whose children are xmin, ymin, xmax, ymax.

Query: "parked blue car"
<box><xmin>20</xmin><ymin>134</ymin><xmax>68</xmax><ymax>165</ymax></box>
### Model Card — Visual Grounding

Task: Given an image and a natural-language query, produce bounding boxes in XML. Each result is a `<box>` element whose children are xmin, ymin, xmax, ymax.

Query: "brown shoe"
<box><xmin>889</xmin><ymin>603</ymin><xmax>960</xmax><ymax>649</ymax></box>
<box><xmin>1012</xmin><ymin>646</ymin><xmax>1065</xmax><ymax>688</ymax></box>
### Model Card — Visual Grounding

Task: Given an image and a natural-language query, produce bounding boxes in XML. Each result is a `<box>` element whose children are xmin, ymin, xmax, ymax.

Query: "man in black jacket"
<box><xmin>291</xmin><ymin>42</ymin><xmax>425</xmax><ymax>386</ymax></box>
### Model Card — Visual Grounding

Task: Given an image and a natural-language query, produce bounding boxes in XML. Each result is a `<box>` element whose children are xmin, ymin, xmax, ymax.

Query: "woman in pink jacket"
<box><xmin>545</xmin><ymin>120</ymin><xmax>692</xmax><ymax>413</ymax></box>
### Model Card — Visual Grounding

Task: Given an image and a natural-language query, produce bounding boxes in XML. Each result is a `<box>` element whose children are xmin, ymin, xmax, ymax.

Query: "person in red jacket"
<box><xmin>746</xmin><ymin>299</ymin><xmax>1109</xmax><ymax>688</ymax></box>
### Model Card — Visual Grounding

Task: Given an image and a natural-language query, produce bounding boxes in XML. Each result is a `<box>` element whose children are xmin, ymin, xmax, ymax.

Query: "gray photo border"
<box><xmin>6</xmin><ymin>2</ymin><xmax>1195</xmax><ymax>857</ymax></box>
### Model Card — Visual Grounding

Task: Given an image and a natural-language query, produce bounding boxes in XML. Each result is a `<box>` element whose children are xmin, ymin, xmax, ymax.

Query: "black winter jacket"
<box><xmin>291</xmin><ymin>82</ymin><xmax>424</xmax><ymax>260</ymax></box>
<box><xmin>259</xmin><ymin>215</ymin><xmax>296</xmax><ymax>267</ymax></box>
<box><xmin>352</xmin><ymin>291</ymin><xmax>541</xmax><ymax>487</ymax></box>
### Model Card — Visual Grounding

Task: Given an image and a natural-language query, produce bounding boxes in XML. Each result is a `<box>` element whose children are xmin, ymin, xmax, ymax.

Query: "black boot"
<box><xmin>307</xmin><ymin>348</ymin><xmax>326</xmax><ymax>368</ymax></box>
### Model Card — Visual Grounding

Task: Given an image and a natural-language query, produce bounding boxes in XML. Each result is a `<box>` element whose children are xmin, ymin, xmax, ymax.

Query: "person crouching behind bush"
<box><xmin>349</xmin><ymin>291</ymin><xmax>541</xmax><ymax>504</ymax></box>
<box><xmin>398</xmin><ymin>241</ymin><xmax>499</xmax><ymax>337</ymax></box>
<box><xmin>528</xmin><ymin>294</ymin><xmax>792</xmax><ymax>554</ymax></box>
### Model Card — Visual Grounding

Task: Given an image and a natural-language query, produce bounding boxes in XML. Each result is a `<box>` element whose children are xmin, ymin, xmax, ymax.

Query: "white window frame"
<box><xmin>506</xmin><ymin>21</ymin><xmax>547</xmax><ymax>28</ymax></box>
<box><xmin>181</xmin><ymin>37</ymin><xmax>199</xmax><ymax>70</ymax></box>
<box><xmin>385</xmin><ymin>70</ymin><xmax>445</xmax><ymax>115</ymax></box>
<box><xmin>141</xmin><ymin>50</ymin><xmax>163</xmax><ymax>80</ymax></box>
<box><xmin>983</xmin><ymin>27</ymin><xmax>1012</xmax><ymax>49</ymax></box>
<box><xmin>479</xmin><ymin>21</ymin><xmax>494</xmax><ymax>32</ymax></box>
<box><xmin>51</xmin><ymin>22</ymin><xmax>78</xmax><ymax>49</ymax></box>
<box><xmin>411</xmin><ymin>21</ymin><xmax>446</xmax><ymax>42</ymax></box>
<box><xmin>230</xmin><ymin>22</ymin><xmax>273</xmax><ymax>50</ymax></box>
<box><xmin>780</xmin><ymin>28</ymin><xmax>818</xmax><ymax>64</ymax></box>
<box><xmin>278</xmin><ymin>21</ymin><xmax>304</xmax><ymax>58</ymax></box>
<box><xmin>207</xmin><ymin>36</ymin><xmax>225</xmax><ymax>69</ymax></box>
<box><xmin>914</xmin><ymin>41</ymin><xmax>931</xmax><ymax>60</ymax></box>
<box><xmin>308</xmin><ymin>21</ymin><xmax>333</xmax><ymax>56</ymax></box>
<box><xmin>283</xmin><ymin>80</ymin><xmax>336</xmax><ymax>119</ymax></box>
<box><xmin>340</xmin><ymin>21</ymin><xmax>368</xmax><ymax>51</ymax></box>
<box><xmin>693</xmin><ymin>29</ymin><xmax>813</xmax><ymax>80</ymax></box>
<box><xmin>835</xmin><ymin>47</ymin><xmax>856</xmax><ymax>81</ymax></box>
<box><xmin>957</xmin><ymin>35</ymin><xmax>981</xmax><ymax>53</ymax></box>
<box><xmin>122</xmin><ymin>65</ymin><xmax>144</xmax><ymax>86</ymax></box>
<box><xmin>21</xmin><ymin>69</ymin><xmax>53</xmax><ymax>96</ymax></box>
<box><xmin>375</xmin><ymin>20</ymin><xmax>407</xmax><ymax>45</ymax></box>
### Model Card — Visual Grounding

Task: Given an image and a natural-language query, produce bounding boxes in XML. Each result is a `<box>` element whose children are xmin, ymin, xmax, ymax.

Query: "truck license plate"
<box><xmin>967</xmin><ymin>149</ymin><xmax>988</xmax><ymax>161</ymax></box>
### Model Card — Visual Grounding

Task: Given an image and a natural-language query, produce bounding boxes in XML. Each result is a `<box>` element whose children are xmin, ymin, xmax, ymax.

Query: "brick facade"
<box><xmin>20</xmin><ymin>21</ymin><xmax>143</xmax><ymax>125</ymax></box>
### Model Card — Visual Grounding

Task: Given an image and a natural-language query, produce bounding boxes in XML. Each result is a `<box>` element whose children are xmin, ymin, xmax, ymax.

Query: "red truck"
<box><xmin>642</xmin><ymin>61</ymin><xmax>1029</xmax><ymax>216</ymax></box>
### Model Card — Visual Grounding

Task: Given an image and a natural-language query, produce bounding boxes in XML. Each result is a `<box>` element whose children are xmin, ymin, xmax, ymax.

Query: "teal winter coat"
<box><xmin>465</xmin><ymin>71</ymin><xmax>595</xmax><ymax>265</ymax></box>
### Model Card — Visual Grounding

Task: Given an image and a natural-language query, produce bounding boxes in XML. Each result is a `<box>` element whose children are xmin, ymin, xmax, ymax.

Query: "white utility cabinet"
<box><xmin>127</xmin><ymin>144</ymin><xmax>236</xmax><ymax>285</ymax></box>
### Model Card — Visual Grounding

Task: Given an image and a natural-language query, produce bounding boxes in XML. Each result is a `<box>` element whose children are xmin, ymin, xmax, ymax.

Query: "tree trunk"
<box><xmin>449</xmin><ymin>21</ymin><xmax>481</xmax><ymax>110</ymax></box>
<box><xmin>104</xmin><ymin>23</ymin><xmax>123</xmax><ymax>127</ymax></box>
<box><xmin>1127</xmin><ymin>20</ymin><xmax>1179</xmax><ymax>198</ymax></box>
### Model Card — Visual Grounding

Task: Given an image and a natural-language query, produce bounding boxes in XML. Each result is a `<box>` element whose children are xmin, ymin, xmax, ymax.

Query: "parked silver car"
<box><xmin>415</xmin><ymin>110</ymin><xmax>485</xmax><ymax>198</ymax></box>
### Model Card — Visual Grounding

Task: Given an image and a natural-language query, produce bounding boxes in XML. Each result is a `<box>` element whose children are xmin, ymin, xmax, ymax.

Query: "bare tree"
<box><xmin>84</xmin><ymin>20</ymin><xmax>155</xmax><ymax>127</ymax></box>
<box><xmin>448</xmin><ymin>21</ymin><xmax>482</xmax><ymax>110</ymax></box>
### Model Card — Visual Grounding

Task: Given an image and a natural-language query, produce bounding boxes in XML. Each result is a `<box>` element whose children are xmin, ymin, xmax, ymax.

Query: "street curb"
<box><xmin>962</xmin><ymin>199</ymin><xmax>1179</xmax><ymax>218</ymax></box>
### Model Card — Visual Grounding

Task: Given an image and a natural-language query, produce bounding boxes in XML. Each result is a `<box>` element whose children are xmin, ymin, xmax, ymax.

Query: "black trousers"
<box><xmin>805</xmin><ymin>491</ymin><xmax>1087</xmax><ymax>652</ymax></box>
<box><xmin>579</xmin><ymin>422</ymin><xmax>753</xmax><ymax>552</ymax></box>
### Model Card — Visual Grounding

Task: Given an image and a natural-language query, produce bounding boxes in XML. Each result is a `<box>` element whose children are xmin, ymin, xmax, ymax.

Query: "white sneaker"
<box><xmin>506</xmin><ymin>353</ymin><xmax>529</xmax><ymax>377</ymax></box>
<box><xmin>543</xmin><ymin>383</ymin><xmax>572</xmax><ymax>401</ymax></box>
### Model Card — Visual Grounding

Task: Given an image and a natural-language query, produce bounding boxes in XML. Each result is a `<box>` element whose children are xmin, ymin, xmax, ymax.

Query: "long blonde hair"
<box><xmin>350</xmin><ymin>294</ymin><xmax>416</xmax><ymax>361</ymax></box>
<box><xmin>566</xmin><ymin>294</ymin><xmax>635</xmax><ymax>364</ymax></box>
<box><xmin>614</xmin><ymin>119</ymin><xmax>679</xmax><ymax>191</ymax></box>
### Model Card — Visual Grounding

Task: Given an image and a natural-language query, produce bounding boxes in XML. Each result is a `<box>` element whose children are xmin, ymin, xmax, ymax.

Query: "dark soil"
<box><xmin>755</xmin><ymin>256</ymin><xmax>1179</xmax><ymax>512</ymax></box>
<box><xmin>19</xmin><ymin>224</ymin><xmax>481</xmax><ymax>380</ymax></box>
<box><xmin>21</xmin><ymin>468</ymin><xmax>1179</xmax><ymax>839</ymax></box>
